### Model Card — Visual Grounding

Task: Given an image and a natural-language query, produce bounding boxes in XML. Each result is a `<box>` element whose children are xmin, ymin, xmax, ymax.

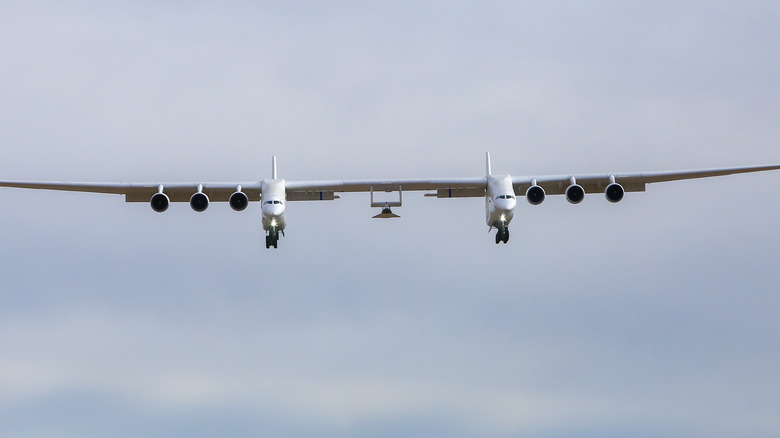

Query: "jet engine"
<box><xmin>150</xmin><ymin>192</ymin><xmax>170</xmax><ymax>212</ymax></box>
<box><xmin>190</xmin><ymin>192</ymin><xmax>209</xmax><ymax>212</ymax></box>
<box><xmin>229</xmin><ymin>191</ymin><xmax>249</xmax><ymax>211</ymax></box>
<box><xmin>526</xmin><ymin>185</ymin><xmax>546</xmax><ymax>205</ymax></box>
<box><xmin>565</xmin><ymin>183</ymin><xmax>585</xmax><ymax>204</ymax></box>
<box><xmin>605</xmin><ymin>183</ymin><xmax>625</xmax><ymax>203</ymax></box>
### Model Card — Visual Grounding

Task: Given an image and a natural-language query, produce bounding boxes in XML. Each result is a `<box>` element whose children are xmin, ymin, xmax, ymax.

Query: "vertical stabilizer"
<box><xmin>272</xmin><ymin>156</ymin><xmax>277</xmax><ymax>179</ymax></box>
<box><xmin>486</xmin><ymin>152</ymin><xmax>492</xmax><ymax>176</ymax></box>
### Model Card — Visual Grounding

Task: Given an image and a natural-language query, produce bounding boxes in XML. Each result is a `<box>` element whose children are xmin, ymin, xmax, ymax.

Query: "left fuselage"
<box><xmin>486</xmin><ymin>174</ymin><xmax>516</xmax><ymax>228</ymax></box>
<box><xmin>261</xmin><ymin>179</ymin><xmax>287</xmax><ymax>231</ymax></box>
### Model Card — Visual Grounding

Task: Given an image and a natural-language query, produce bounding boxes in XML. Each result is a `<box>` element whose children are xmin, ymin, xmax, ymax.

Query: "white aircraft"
<box><xmin>1</xmin><ymin>153</ymin><xmax>779</xmax><ymax>249</ymax></box>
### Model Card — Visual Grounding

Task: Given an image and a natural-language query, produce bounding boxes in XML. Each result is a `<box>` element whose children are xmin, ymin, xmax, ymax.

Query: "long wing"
<box><xmin>511</xmin><ymin>165</ymin><xmax>780</xmax><ymax>195</ymax></box>
<box><xmin>0</xmin><ymin>181</ymin><xmax>262</xmax><ymax>202</ymax></box>
<box><xmin>2</xmin><ymin>165</ymin><xmax>779</xmax><ymax>203</ymax></box>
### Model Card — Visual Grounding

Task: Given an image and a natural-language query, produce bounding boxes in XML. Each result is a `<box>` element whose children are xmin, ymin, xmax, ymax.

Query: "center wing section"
<box><xmin>286</xmin><ymin>177</ymin><xmax>487</xmax><ymax>200</ymax></box>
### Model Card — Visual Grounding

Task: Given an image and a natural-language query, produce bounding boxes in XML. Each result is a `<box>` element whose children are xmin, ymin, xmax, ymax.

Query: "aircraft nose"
<box><xmin>495</xmin><ymin>198</ymin><xmax>516</xmax><ymax>212</ymax></box>
<box><xmin>262</xmin><ymin>202</ymin><xmax>284</xmax><ymax>217</ymax></box>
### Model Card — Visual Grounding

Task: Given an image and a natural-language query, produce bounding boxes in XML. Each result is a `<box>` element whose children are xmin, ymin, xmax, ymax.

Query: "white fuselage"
<box><xmin>261</xmin><ymin>179</ymin><xmax>287</xmax><ymax>231</ymax></box>
<box><xmin>485</xmin><ymin>174</ymin><xmax>517</xmax><ymax>228</ymax></box>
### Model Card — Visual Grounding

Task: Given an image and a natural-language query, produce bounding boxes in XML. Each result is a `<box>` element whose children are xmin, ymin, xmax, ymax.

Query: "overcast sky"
<box><xmin>1</xmin><ymin>1</ymin><xmax>779</xmax><ymax>437</ymax></box>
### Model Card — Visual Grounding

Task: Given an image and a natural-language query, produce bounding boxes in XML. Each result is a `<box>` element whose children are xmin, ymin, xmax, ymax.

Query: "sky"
<box><xmin>1</xmin><ymin>1</ymin><xmax>779</xmax><ymax>437</ymax></box>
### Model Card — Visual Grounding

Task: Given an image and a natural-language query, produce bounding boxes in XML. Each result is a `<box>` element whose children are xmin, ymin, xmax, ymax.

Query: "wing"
<box><xmin>512</xmin><ymin>165</ymin><xmax>780</xmax><ymax>195</ymax></box>
<box><xmin>286</xmin><ymin>177</ymin><xmax>487</xmax><ymax>200</ymax></box>
<box><xmin>0</xmin><ymin>181</ymin><xmax>263</xmax><ymax>202</ymax></box>
<box><xmin>3</xmin><ymin>164</ymin><xmax>778</xmax><ymax>203</ymax></box>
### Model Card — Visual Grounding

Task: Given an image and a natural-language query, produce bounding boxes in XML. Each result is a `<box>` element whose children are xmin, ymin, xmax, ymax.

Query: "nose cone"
<box><xmin>262</xmin><ymin>202</ymin><xmax>285</xmax><ymax>217</ymax></box>
<box><xmin>495</xmin><ymin>197</ymin><xmax>517</xmax><ymax>213</ymax></box>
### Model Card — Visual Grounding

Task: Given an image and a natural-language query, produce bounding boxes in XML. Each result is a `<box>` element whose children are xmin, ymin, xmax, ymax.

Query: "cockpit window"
<box><xmin>274</xmin><ymin>200</ymin><xmax>282</xmax><ymax>204</ymax></box>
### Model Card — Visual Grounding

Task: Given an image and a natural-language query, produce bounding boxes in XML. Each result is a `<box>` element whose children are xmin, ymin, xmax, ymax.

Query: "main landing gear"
<box><xmin>495</xmin><ymin>226</ymin><xmax>509</xmax><ymax>244</ymax></box>
<box><xmin>265</xmin><ymin>229</ymin><xmax>280</xmax><ymax>249</ymax></box>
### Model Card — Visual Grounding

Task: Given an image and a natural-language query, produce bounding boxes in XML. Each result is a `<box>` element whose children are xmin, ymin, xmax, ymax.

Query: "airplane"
<box><xmin>1</xmin><ymin>153</ymin><xmax>779</xmax><ymax>249</ymax></box>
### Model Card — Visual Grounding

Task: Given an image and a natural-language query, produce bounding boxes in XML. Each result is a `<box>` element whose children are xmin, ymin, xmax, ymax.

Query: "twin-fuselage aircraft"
<box><xmin>1</xmin><ymin>153</ymin><xmax>779</xmax><ymax>249</ymax></box>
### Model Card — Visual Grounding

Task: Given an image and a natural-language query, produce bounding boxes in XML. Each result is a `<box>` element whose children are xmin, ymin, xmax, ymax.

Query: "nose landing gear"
<box><xmin>265</xmin><ymin>228</ymin><xmax>280</xmax><ymax>249</ymax></box>
<box><xmin>495</xmin><ymin>226</ymin><xmax>509</xmax><ymax>244</ymax></box>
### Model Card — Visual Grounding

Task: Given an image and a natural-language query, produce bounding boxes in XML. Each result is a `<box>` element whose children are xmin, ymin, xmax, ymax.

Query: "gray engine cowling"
<box><xmin>565</xmin><ymin>184</ymin><xmax>585</xmax><ymax>204</ymax></box>
<box><xmin>526</xmin><ymin>185</ymin><xmax>546</xmax><ymax>205</ymax></box>
<box><xmin>229</xmin><ymin>191</ymin><xmax>249</xmax><ymax>211</ymax></box>
<box><xmin>605</xmin><ymin>183</ymin><xmax>625</xmax><ymax>203</ymax></box>
<box><xmin>150</xmin><ymin>192</ymin><xmax>170</xmax><ymax>212</ymax></box>
<box><xmin>190</xmin><ymin>192</ymin><xmax>209</xmax><ymax>212</ymax></box>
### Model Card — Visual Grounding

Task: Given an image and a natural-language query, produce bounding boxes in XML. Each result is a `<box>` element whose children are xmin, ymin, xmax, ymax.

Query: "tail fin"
<box><xmin>486</xmin><ymin>152</ymin><xmax>492</xmax><ymax>176</ymax></box>
<box><xmin>272</xmin><ymin>156</ymin><xmax>277</xmax><ymax>179</ymax></box>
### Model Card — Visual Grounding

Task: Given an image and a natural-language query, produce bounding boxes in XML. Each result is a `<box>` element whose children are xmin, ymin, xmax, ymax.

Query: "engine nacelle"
<box><xmin>565</xmin><ymin>184</ymin><xmax>585</xmax><ymax>204</ymax></box>
<box><xmin>229</xmin><ymin>191</ymin><xmax>249</xmax><ymax>211</ymax></box>
<box><xmin>190</xmin><ymin>192</ymin><xmax>209</xmax><ymax>212</ymax></box>
<box><xmin>526</xmin><ymin>185</ymin><xmax>546</xmax><ymax>205</ymax></box>
<box><xmin>150</xmin><ymin>192</ymin><xmax>170</xmax><ymax>213</ymax></box>
<box><xmin>605</xmin><ymin>183</ymin><xmax>625</xmax><ymax>203</ymax></box>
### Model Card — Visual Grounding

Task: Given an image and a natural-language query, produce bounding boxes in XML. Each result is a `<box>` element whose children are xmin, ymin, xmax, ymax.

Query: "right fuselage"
<box><xmin>485</xmin><ymin>174</ymin><xmax>517</xmax><ymax>229</ymax></box>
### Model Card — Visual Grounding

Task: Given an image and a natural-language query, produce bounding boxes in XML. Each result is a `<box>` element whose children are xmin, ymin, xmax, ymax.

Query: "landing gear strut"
<box><xmin>495</xmin><ymin>226</ymin><xmax>509</xmax><ymax>244</ymax></box>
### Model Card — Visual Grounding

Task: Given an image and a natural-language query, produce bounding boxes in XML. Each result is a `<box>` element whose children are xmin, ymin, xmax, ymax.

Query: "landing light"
<box><xmin>500</xmin><ymin>214</ymin><xmax>506</xmax><ymax>222</ymax></box>
<box><xmin>271</xmin><ymin>219</ymin><xmax>277</xmax><ymax>227</ymax></box>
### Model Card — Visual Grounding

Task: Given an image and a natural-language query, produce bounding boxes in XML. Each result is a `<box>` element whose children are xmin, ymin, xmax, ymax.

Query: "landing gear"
<box><xmin>265</xmin><ymin>229</ymin><xmax>279</xmax><ymax>249</ymax></box>
<box><xmin>495</xmin><ymin>226</ymin><xmax>509</xmax><ymax>244</ymax></box>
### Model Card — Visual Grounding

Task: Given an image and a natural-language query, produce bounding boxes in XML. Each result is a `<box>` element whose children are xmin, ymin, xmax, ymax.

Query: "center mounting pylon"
<box><xmin>371</xmin><ymin>185</ymin><xmax>402</xmax><ymax>218</ymax></box>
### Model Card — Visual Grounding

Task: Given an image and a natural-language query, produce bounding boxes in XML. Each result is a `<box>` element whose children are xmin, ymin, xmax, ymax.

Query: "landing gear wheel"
<box><xmin>265</xmin><ymin>235</ymin><xmax>271</xmax><ymax>249</ymax></box>
<box><xmin>503</xmin><ymin>228</ymin><xmax>509</xmax><ymax>244</ymax></box>
<box><xmin>495</xmin><ymin>231</ymin><xmax>502</xmax><ymax>244</ymax></box>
